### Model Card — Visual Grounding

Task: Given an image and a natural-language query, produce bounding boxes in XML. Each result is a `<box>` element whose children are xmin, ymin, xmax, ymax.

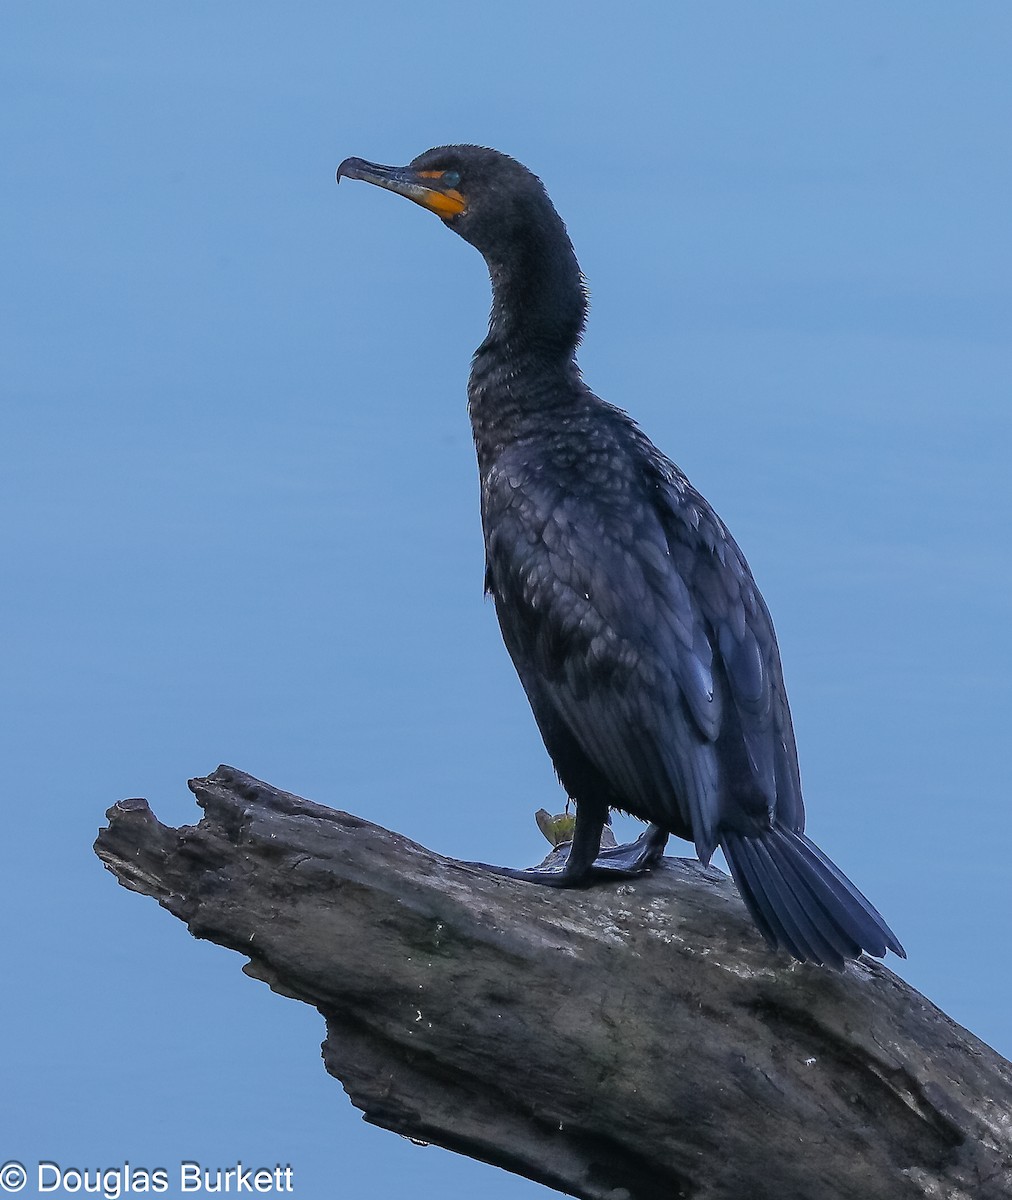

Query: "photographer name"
<box><xmin>33</xmin><ymin>1161</ymin><xmax>294</xmax><ymax>1196</ymax></box>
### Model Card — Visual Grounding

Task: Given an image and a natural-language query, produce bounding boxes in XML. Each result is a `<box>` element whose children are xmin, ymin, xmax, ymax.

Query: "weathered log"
<box><xmin>94</xmin><ymin>765</ymin><xmax>1012</xmax><ymax>1200</ymax></box>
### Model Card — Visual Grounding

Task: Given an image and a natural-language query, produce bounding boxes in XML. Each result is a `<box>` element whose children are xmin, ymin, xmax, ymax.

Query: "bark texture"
<box><xmin>94</xmin><ymin>765</ymin><xmax>1012</xmax><ymax>1200</ymax></box>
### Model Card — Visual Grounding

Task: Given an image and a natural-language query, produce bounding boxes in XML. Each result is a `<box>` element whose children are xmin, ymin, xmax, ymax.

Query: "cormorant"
<box><xmin>337</xmin><ymin>145</ymin><xmax>905</xmax><ymax>969</ymax></box>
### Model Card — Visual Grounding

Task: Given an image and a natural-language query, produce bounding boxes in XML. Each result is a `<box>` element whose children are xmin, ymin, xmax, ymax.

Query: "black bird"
<box><xmin>337</xmin><ymin>145</ymin><xmax>905</xmax><ymax>969</ymax></box>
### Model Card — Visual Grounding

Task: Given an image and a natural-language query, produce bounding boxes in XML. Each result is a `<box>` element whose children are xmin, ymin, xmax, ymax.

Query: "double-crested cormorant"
<box><xmin>337</xmin><ymin>145</ymin><xmax>905</xmax><ymax>969</ymax></box>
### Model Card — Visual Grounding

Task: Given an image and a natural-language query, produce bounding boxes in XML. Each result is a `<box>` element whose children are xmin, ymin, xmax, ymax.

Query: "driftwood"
<box><xmin>94</xmin><ymin>765</ymin><xmax>1012</xmax><ymax>1200</ymax></box>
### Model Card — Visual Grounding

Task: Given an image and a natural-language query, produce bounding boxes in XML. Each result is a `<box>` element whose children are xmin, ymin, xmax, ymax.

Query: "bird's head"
<box><xmin>336</xmin><ymin>144</ymin><xmax>567</xmax><ymax>268</ymax></box>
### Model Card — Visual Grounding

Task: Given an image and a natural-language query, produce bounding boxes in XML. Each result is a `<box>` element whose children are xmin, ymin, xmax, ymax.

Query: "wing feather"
<box><xmin>483</xmin><ymin>439</ymin><xmax>803</xmax><ymax>854</ymax></box>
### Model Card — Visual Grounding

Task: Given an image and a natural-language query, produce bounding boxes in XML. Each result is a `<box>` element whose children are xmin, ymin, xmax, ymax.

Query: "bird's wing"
<box><xmin>484</xmin><ymin>459</ymin><xmax>803</xmax><ymax>860</ymax></box>
<box><xmin>655</xmin><ymin>474</ymin><xmax>804</xmax><ymax>835</ymax></box>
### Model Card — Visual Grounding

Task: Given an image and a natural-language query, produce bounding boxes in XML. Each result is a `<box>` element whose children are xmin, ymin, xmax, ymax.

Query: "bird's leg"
<box><xmin>467</xmin><ymin>803</ymin><xmax>605</xmax><ymax>886</ymax></box>
<box><xmin>468</xmin><ymin>813</ymin><xmax>668</xmax><ymax>888</ymax></box>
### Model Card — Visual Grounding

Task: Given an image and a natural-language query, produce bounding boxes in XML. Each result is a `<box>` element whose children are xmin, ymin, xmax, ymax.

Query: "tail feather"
<box><xmin>750</xmin><ymin>834</ymin><xmax>861</xmax><ymax>966</ymax></box>
<box><xmin>722</xmin><ymin>831</ymin><xmax>856</xmax><ymax>966</ymax></box>
<box><xmin>720</xmin><ymin>835</ymin><xmax>779</xmax><ymax>947</ymax></box>
<box><xmin>774</xmin><ymin>828</ymin><xmax>905</xmax><ymax>959</ymax></box>
<box><xmin>721</xmin><ymin>826</ymin><xmax>905</xmax><ymax>970</ymax></box>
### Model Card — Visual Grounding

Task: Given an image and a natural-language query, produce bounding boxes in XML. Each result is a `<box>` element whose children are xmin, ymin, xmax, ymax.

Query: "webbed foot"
<box><xmin>468</xmin><ymin>824</ymin><xmax>669</xmax><ymax>888</ymax></box>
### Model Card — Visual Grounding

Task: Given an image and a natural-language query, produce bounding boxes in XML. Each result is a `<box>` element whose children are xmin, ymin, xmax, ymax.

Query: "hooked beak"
<box><xmin>336</xmin><ymin>157</ymin><xmax>467</xmax><ymax>219</ymax></box>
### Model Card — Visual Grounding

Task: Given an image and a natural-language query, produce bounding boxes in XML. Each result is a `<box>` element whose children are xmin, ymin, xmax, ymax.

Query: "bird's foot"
<box><xmin>590</xmin><ymin>823</ymin><xmax>669</xmax><ymax>873</ymax></box>
<box><xmin>467</xmin><ymin>825</ymin><xmax>668</xmax><ymax>888</ymax></box>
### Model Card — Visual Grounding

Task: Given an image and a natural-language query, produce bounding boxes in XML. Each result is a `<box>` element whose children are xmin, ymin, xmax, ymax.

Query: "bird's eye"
<box><xmin>442</xmin><ymin>170</ymin><xmax>461</xmax><ymax>188</ymax></box>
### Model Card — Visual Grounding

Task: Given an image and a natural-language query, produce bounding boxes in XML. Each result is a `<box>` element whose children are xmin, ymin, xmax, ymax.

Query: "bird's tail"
<box><xmin>720</xmin><ymin>826</ymin><xmax>905</xmax><ymax>969</ymax></box>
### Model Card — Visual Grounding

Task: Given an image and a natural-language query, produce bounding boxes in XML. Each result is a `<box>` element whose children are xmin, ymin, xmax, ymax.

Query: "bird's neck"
<box><xmin>468</xmin><ymin>232</ymin><xmax>588</xmax><ymax>471</ymax></box>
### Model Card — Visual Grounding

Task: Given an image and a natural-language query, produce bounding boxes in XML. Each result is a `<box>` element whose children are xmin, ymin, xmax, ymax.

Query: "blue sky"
<box><xmin>3</xmin><ymin>4</ymin><xmax>1010</xmax><ymax>1197</ymax></box>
